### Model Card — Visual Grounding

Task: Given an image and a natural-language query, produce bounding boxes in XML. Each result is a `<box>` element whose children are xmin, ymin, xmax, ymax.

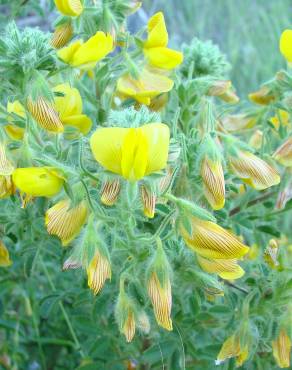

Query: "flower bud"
<box><xmin>276</xmin><ymin>183</ymin><xmax>292</xmax><ymax>210</ymax></box>
<box><xmin>249</xmin><ymin>130</ymin><xmax>263</xmax><ymax>149</ymax></box>
<box><xmin>273</xmin><ymin>137</ymin><xmax>292</xmax><ymax>167</ymax></box>
<box><xmin>27</xmin><ymin>97</ymin><xmax>64</xmax><ymax>133</ymax></box>
<box><xmin>147</xmin><ymin>239</ymin><xmax>172</xmax><ymax>331</ymax></box>
<box><xmin>45</xmin><ymin>199</ymin><xmax>88</xmax><ymax>246</ymax></box>
<box><xmin>51</xmin><ymin>22</ymin><xmax>73</xmax><ymax>49</ymax></box>
<box><xmin>140</xmin><ymin>185</ymin><xmax>156</xmax><ymax>218</ymax></box>
<box><xmin>54</xmin><ymin>0</ymin><xmax>83</xmax><ymax>17</ymax></box>
<box><xmin>229</xmin><ymin>150</ymin><xmax>280</xmax><ymax>190</ymax></box>
<box><xmin>0</xmin><ymin>176</ymin><xmax>15</xmax><ymax>198</ymax></box>
<box><xmin>270</xmin><ymin>109</ymin><xmax>290</xmax><ymax>130</ymax></box>
<box><xmin>0</xmin><ymin>241</ymin><xmax>12</xmax><ymax>267</ymax></box>
<box><xmin>216</xmin><ymin>334</ymin><xmax>249</xmax><ymax>367</ymax></box>
<box><xmin>272</xmin><ymin>329</ymin><xmax>291</xmax><ymax>368</ymax></box>
<box><xmin>100</xmin><ymin>179</ymin><xmax>121</xmax><ymax>206</ymax></box>
<box><xmin>221</xmin><ymin>113</ymin><xmax>257</xmax><ymax>132</ymax></box>
<box><xmin>197</xmin><ymin>255</ymin><xmax>244</xmax><ymax>280</ymax></box>
<box><xmin>264</xmin><ymin>239</ymin><xmax>279</xmax><ymax>269</ymax></box>
<box><xmin>208</xmin><ymin>80</ymin><xmax>239</xmax><ymax>104</ymax></box>
<box><xmin>204</xmin><ymin>287</ymin><xmax>224</xmax><ymax>302</ymax></box>
<box><xmin>87</xmin><ymin>249</ymin><xmax>111</xmax><ymax>295</ymax></box>
<box><xmin>0</xmin><ymin>143</ymin><xmax>14</xmax><ymax>176</ymax></box>
<box><xmin>249</xmin><ymin>86</ymin><xmax>275</xmax><ymax>105</ymax></box>
<box><xmin>115</xmin><ymin>282</ymin><xmax>136</xmax><ymax>342</ymax></box>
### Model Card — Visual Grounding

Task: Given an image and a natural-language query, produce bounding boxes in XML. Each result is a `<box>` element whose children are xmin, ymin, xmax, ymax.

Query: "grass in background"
<box><xmin>143</xmin><ymin>0</ymin><xmax>291</xmax><ymax>98</ymax></box>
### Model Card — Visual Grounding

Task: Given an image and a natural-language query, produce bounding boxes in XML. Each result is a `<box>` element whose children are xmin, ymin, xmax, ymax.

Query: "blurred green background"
<box><xmin>143</xmin><ymin>0</ymin><xmax>291</xmax><ymax>97</ymax></box>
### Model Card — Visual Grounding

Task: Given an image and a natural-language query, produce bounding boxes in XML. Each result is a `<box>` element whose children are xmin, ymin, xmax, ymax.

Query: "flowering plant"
<box><xmin>0</xmin><ymin>1</ymin><xmax>291</xmax><ymax>369</ymax></box>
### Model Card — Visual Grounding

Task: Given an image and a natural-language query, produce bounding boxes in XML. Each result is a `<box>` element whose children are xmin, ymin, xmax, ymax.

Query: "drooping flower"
<box><xmin>87</xmin><ymin>250</ymin><xmax>111</xmax><ymax>294</ymax></box>
<box><xmin>200</xmin><ymin>157</ymin><xmax>225</xmax><ymax>210</ymax></box>
<box><xmin>57</xmin><ymin>32</ymin><xmax>113</xmax><ymax>70</ymax></box>
<box><xmin>53</xmin><ymin>83</ymin><xmax>92</xmax><ymax>134</ymax></box>
<box><xmin>249</xmin><ymin>86</ymin><xmax>275</xmax><ymax>105</ymax></box>
<box><xmin>6</xmin><ymin>101</ymin><xmax>26</xmax><ymax>140</ymax></box>
<box><xmin>117</xmin><ymin>69</ymin><xmax>174</xmax><ymax>105</ymax></box>
<box><xmin>140</xmin><ymin>185</ymin><xmax>156</xmax><ymax>218</ymax></box>
<box><xmin>54</xmin><ymin>0</ymin><xmax>83</xmax><ymax>17</ymax></box>
<box><xmin>90</xmin><ymin>123</ymin><xmax>170</xmax><ymax>181</ymax></box>
<box><xmin>0</xmin><ymin>241</ymin><xmax>12</xmax><ymax>267</ymax></box>
<box><xmin>216</xmin><ymin>334</ymin><xmax>249</xmax><ymax>367</ymax></box>
<box><xmin>180</xmin><ymin>216</ymin><xmax>249</xmax><ymax>259</ymax></box>
<box><xmin>0</xmin><ymin>176</ymin><xmax>15</xmax><ymax>198</ymax></box>
<box><xmin>270</xmin><ymin>109</ymin><xmax>290</xmax><ymax>130</ymax></box>
<box><xmin>280</xmin><ymin>29</ymin><xmax>292</xmax><ymax>63</ymax></box>
<box><xmin>197</xmin><ymin>255</ymin><xmax>244</xmax><ymax>280</ymax></box>
<box><xmin>115</xmin><ymin>283</ymin><xmax>136</xmax><ymax>342</ymax></box>
<box><xmin>272</xmin><ymin>329</ymin><xmax>291</xmax><ymax>368</ymax></box>
<box><xmin>143</xmin><ymin>12</ymin><xmax>183</xmax><ymax>70</ymax></box>
<box><xmin>100</xmin><ymin>179</ymin><xmax>121</xmax><ymax>206</ymax></box>
<box><xmin>51</xmin><ymin>22</ymin><xmax>73</xmax><ymax>49</ymax></box>
<box><xmin>27</xmin><ymin>97</ymin><xmax>64</xmax><ymax>133</ymax></box>
<box><xmin>273</xmin><ymin>137</ymin><xmax>292</xmax><ymax>167</ymax></box>
<box><xmin>12</xmin><ymin>167</ymin><xmax>64</xmax><ymax>197</ymax></box>
<box><xmin>222</xmin><ymin>113</ymin><xmax>257</xmax><ymax>132</ymax></box>
<box><xmin>229</xmin><ymin>150</ymin><xmax>280</xmax><ymax>190</ymax></box>
<box><xmin>208</xmin><ymin>80</ymin><xmax>239</xmax><ymax>104</ymax></box>
<box><xmin>45</xmin><ymin>199</ymin><xmax>88</xmax><ymax>246</ymax></box>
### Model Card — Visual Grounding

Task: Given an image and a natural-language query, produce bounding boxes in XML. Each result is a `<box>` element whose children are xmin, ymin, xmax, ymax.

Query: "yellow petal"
<box><xmin>51</xmin><ymin>22</ymin><xmax>73</xmax><ymax>49</ymax></box>
<box><xmin>272</xmin><ymin>329</ymin><xmax>291</xmax><ymax>368</ymax></box>
<box><xmin>90</xmin><ymin>123</ymin><xmax>170</xmax><ymax>180</ymax></box>
<box><xmin>141</xmin><ymin>185</ymin><xmax>156</xmax><ymax>218</ymax></box>
<box><xmin>148</xmin><ymin>272</ymin><xmax>172</xmax><ymax>331</ymax></box>
<box><xmin>144</xmin><ymin>47</ymin><xmax>183</xmax><ymax>70</ymax></box>
<box><xmin>280</xmin><ymin>29</ymin><xmax>292</xmax><ymax>63</ymax></box>
<box><xmin>201</xmin><ymin>158</ymin><xmax>225</xmax><ymax>210</ymax></box>
<box><xmin>4</xmin><ymin>124</ymin><xmax>25</xmax><ymax>141</ymax></box>
<box><xmin>100</xmin><ymin>179</ymin><xmax>121</xmax><ymax>206</ymax></box>
<box><xmin>270</xmin><ymin>109</ymin><xmax>290</xmax><ymax>130</ymax></box>
<box><xmin>229</xmin><ymin>151</ymin><xmax>280</xmax><ymax>190</ymax></box>
<box><xmin>45</xmin><ymin>199</ymin><xmax>88</xmax><ymax>246</ymax></box>
<box><xmin>62</xmin><ymin>115</ymin><xmax>92</xmax><ymax>135</ymax></box>
<box><xmin>217</xmin><ymin>335</ymin><xmax>240</xmax><ymax>363</ymax></box>
<box><xmin>54</xmin><ymin>0</ymin><xmax>83</xmax><ymax>16</ymax></box>
<box><xmin>197</xmin><ymin>256</ymin><xmax>245</xmax><ymax>280</ymax></box>
<box><xmin>273</xmin><ymin>137</ymin><xmax>292</xmax><ymax>167</ymax></box>
<box><xmin>180</xmin><ymin>216</ymin><xmax>249</xmax><ymax>259</ymax></box>
<box><xmin>0</xmin><ymin>175</ymin><xmax>15</xmax><ymax>198</ymax></box>
<box><xmin>12</xmin><ymin>167</ymin><xmax>64</xmax><ymax>197</ymax></box>
<box><xmin>70</xmin><ymin>32</ymin><xmax>113</xmax><ymax>68</ymax></box>
<box><xmin>87</xmin><ymin>250</ymin><xmax>111</xmax><ymax>294</ymax></box>
<box><xmin>53</xmin><ymin>83</ymin><xmax>83</xmax><ymax>118</ymax></box>
<box><xmin>144</xmin><ymin>12</ymin><xmax>168</xmax><ymax>48</ymax></box>
<box><xmin>0</xmin><ymin>241</ymin><xmax>12</xmax><ymax>267</ymax></box>
<box><xmin>57</xmin><ymin>40</ymin><xmax>83</xmax><ymax>64</ymax></box>
<box><xmin>7</xmin><ymin>100</ymin><xmax>26</xmax><ymax>119</ymax></box>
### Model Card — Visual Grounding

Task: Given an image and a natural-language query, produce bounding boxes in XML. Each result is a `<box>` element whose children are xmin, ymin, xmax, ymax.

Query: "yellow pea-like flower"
<box><xmin>147</xmin><ymin>272</ymin><xmax>172</xmax><ymax>331</ymax></box>
<box><xmin>248</xmin><ymin>86</ymin><xmax>275</xmax><ymax>105</ymax></box>
<box><xmin>90</xmin><ymin>123</ymin><xmax>170</xmax><ymax>181</ymax></box>
<box><xmin>0</xmin><ymin>241</ymin><xmax>12</xmax><ymax>267</ymax></box>
<box><xmin>197</xmin><ymin>256</ymin><xmax>244</xmax><ymax>280</ymax></box>
<box><xmin>117</xmin><ymin>69</ymin><xmax>174</xmax><ymax>105</ymax></box>
<box><xmin>45</xmin><ymin>199</ymin><xmax>88</xmax><ymax>246</ymax></box>
<box><xmin>222</xmin><ymin>113</ymin><xmax>257</xmax><ymax>132</ymax></box>
<box><xmin>180</xmin><ymin>216</ymin><xmax>249</xmax><ymax>260</ymax></box>
<box><xmin>51</xmin><ymin>22</ymin><xmax>73</xmax><ymax>49</ymax></box>
<box><xmin>140</xmin><ymin>185</ymin><xmax>156</xmax><ymax>218</ymax></box>
<box><xmin>0</xmin><ymin>176</ymin><xmax>15</xmax><ymax>199</ymax></box>
<box><xmin>216</xmin><ymin>334</ymin><xmax>249</xmax><ymax>367</ymax></box>
<box><xmin>12</xmin><ymin>167</ymin><xmax>64</xmax><ymax>197</ymax></box>
<box><xmin>273</xmin><ymin>137</ymin><xmax>292</xmax><ymax>167</ymax></box>
<box><xmin>100</xmin><ymin>179</ymin><xmax>121</xmax><ymax>206</ymax></box>
<box><xmin>87</xmin><ymin>250</ymin><xmax>111</xmax><ymax>295</ymax></box>
<box><xmin>6</xmin><ymin>101</ymin><xmax>26</xmax><ymax>140</ymax></box>
<box><xmin>57</xmin><ymin>32</ymin><xmax>113</xmax><ymax>70</ymax></box>
<box><xmin>201</xmin><ymin>157</ymin><xmax>225</xmax><ymax>210</ymax></box>
<box><xmin>229</xmin><ymin>150</ymin><xmax>280</xmax><ymax>190</ymax></box>
<box><xmin>143</xmin><ymin>12</ymin><xmax>183</xmax><ymax>70</ymax></box>
<box><xmin>54</xmin><ymin>0</ymin><xmax>83</xmax><ymax>17</ymax></box>
<box><xmin>270</xmin><ymin>109</ymin><xmax>290</xmax><ymax>130</ymax></box>
<box><xmin>280</xmin><ymin>29</ymin><xmax>292</xmax><ymax>63</ymax></box>
<box><xmin>272</xmin><ymin>329</ymin><xmax>291</xmax><ymax>368</ymax></box>
<box><xmin>53</xmin><ymin>83</ymin><xmax>92</xmax><ymax>135</ymax></box>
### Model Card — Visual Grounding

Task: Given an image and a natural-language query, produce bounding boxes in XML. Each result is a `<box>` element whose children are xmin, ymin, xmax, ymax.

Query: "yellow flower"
<box><xmin>229</xmin><ymin>150</ymin><xmax>280</xmax><ymax>190</ymax></box>
<box><xmin>45</xmin><ymin>199</ymin><xmax>88</xmax><ymax>246</ymax></box>
<box><xmin>272</xmin><ymin>329</ymin><xmax>291</xmax><ymax>368</ymax></box>
<box><xmin>140</xmin><ymin>185</ymin><xmax>156</xmax><ymax>218</ymax></box>
<box><xmin>116</xmin><ymin>287</ymin><xmax>136</xmax><ymax>342</ymax></box>
<box><xmin>90</xmin><ymin>123</ymin><xmax>170</xmax><ymax>181</ymax></box>
<box><xmin>280</xmin><ymin>29</ymin><xmax>292</xmax><ymax>63</ymax></box>
<box><xmin>122</xmin><ymin>310</ymin><xmax>136</xmax><ymax>343</ymax></box>
<box><xmin>200</xmin><ymin>157</ymin><xmax>225</xmax><ymax>210</ymax></box>
<box><xmin>54</xmin><ymin>0</ymin><xmax>83</xmax><ymax>17</ymax></box>
<box><xmin>12</xmin><ymin>167</ymin><xmax>64</xmax><ymax>197</ymax></box>
<box><xmin>100</xmin><ymin>179</ymin><xmax>121</xmax><ymax>206</ymax></box>
<box><xmin>208</xmin><ymin>80</ymin><xmax>239</xmax><ymax>104</ymax></box>
<box><xmin>87</xmin><ymin>250</ymin><xmax>111</xmax><ymax>295</ymax></box>
<box><xmin>222</xmin><ymin>113</ymin><xmax>257</xmax><ymax>132</ymax></box>
<box><xmin>51</xmin><ymin>22</ymin><xmax>73</xmax><ymax>49</ymax></box>
<box><xmin>117</xmin><ymin>69</ymin><xmax>174</xmax><ymax>105</ymax></box>
<box><xmin>148</xmin><ymin>272</ymin><xmax>172</xmax><ymax>331</ymax></box>
<box><xmin>0</xmin><ymin>176</ymin><xmax>15</xmax><ymax>198</ymax></box>
<box><xmin>248</xmin><ymin>86</ymin><xmax>275</xmax><ymax>105</ymax></box>
<box><xmin>216</xmin><ymin>334</ymin><xmax>249</xmax><ymax>367</ymax></box>
<box><xmin>0</xmin><ymin>241</ymin><xmax>12</xmax><ymax>267</ymax></box>
<box><xmin>6</xmin><ymin>101</ymin><xmax>26</xmax><ymax>140</ymax></box>
<box><xmin>143</xmin><ymin>12</ymin><xmax>183</xmax><ymax>70</ymax></box>
<box><xmin>270</xmin><ymin>110</ymin><xmax>290</xmax><ymax>130</ymax></box>
<box><xmin>197</xmin><ymin>256</ymin><xmax>244</xmax><ymax>280</ymax></box>
<box><xmin>57</xmin><ymin>32</ymin><xmax>113</xmax><ymax>70</ymax></box>
<box><xmin>53</xmin><ymin>83</ymin><xmax>92</xmax><ymax>135</ymax></box>
<box><xmin>273</xmin><ymin>137</ymin><xmax>292</xmax><ymax>167</ymax></box>
<box><xmin>180</xmin><ymin>216</ymin><xmax>249</xmax><ymax>259</ymax></box>
<box><xmin>27</xmin><ymin>97</ymin><xmax>64</xmax><ymax>133</ymax></box>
